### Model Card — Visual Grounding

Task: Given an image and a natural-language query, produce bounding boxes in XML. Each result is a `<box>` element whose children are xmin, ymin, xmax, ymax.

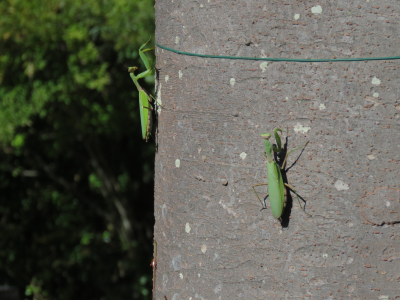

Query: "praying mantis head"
<box><xmin>128</xmin><ymin>66</ymin><xmax>138</xmax><ymax>74</ymax></box>
<box><xmin>261</xmin><ymin>133</ymin><xmax>274</xmax><ymax>163</ymax></box>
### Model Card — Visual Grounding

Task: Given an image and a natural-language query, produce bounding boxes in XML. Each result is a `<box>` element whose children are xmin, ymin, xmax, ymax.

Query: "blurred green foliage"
<box><xmin>0</xmin><ymin>0</ymin><xmax>156</xmax><ymax>299</ymax></box>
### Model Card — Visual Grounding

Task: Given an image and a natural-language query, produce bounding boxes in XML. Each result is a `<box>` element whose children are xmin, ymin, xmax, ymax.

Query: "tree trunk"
<box><xmin>154</xmin><ymin>1</ymin><xmax>400</xmax><ymax>299</ymax></box>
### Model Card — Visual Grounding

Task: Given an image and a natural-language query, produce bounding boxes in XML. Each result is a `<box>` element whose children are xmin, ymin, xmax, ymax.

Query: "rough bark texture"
<box><xmin>154</xmin><ymin>1</ymin><xmax>400</xmax><ymax>299</ymax></box>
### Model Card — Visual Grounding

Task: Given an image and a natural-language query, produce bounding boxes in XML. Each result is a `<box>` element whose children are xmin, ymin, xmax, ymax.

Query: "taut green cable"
<box><xmin>156</xmin><ymin>42</ymin><xmax>400</xmax><ymax>62</ymax></box>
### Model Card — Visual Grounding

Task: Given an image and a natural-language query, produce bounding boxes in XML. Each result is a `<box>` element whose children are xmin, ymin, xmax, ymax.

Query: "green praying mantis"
<box><xmin>252</xmin><ymin>128</ymin><xmax>311</xmax><ymax>220</ymax></box>
<box><xmin>128</xmin><ymin>37</ymin><xmax>160</xmax><ymax>142</ymax></box>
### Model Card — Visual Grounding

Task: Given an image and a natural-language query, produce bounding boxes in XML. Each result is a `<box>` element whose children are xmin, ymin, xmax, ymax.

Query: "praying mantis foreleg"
<box><xmin>252</xmin><ymin>181</ymin><xmax>310</xmax><ymax>217</ymax></box>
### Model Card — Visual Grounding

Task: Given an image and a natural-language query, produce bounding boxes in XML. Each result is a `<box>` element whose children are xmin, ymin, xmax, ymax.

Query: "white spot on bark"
<box><xmin>240</xmin><ymin>152</ymin><xmax>247</xmax><ymax>159</ymax></box>
<box><xmin>162</xmin><ymin>203</ymin><xmax>167</xmax><ymax>218</ymax></box>
<box><xmin>260</xmin><ymin>49</ymin><xmax>267</xmax><ymax>58</ymax></box>
<box><xmin>162</xmin><ymin>274</ymin><xmax>168</xmax><ymax>289</ymax></box>
<box><xmin>364</xmin><ymin>96</ymin><xmax>380</xmax><ymax>110</ymax></box>
<box><xmin>386</xmin><ymin>201</ymin><xmax>391</xmax><ymax>207</ymax></box>
<box><xmin>347</xmin><ymin>257</ymin><xmax>354</xmax><ymax>264</ymax></box>
<box><xmin>185</xmin><ymin>222</ymin><xmax>191</xmax><ymax>233</ymax></box>
<box><xmin>230</xmin><ymin>78</ymin><xmax>235</xmax><ymax>86</ymax></box>
<box><xmin>323</xmin><ymin>253</ymin><xmax>328</xmax><ymax>258</ymax></box>
<box><xmin>310</xmin><ymin>277</ymin><xmax>326</xmax><ymax>286</ymax></box>
<box><xmin>319</xmin><ymin>104</ymin><xmax>326</xmax><ymax>110</ymax></box>
<box><xmin>219</xmin><ymin>199</ymin><xmax>238</xmax><ymax>217</ymax></box>
<box><xmin>293</xmin><ymin>123</ymin><xmax>311</xmax><ymax>133</ymax></box>
<box><xmin>201</xmin><ymin>244</ymin><xmax>207</xmax><ymax>253</ymax></box>
<box><xmin>165</xmin><ymin>75</ymin><xmax>169</xmax><ymax>83</ymax></box>
<box><xmin>367</xmin><ymin>154</ymin><xmax>376</xmax><ymax>160</ymax></box>
<box><xmin>172</xmin><ymin>255</ymin><xmax>181</xmax><ymax>271</ymax></box>
<box><xmin>157</xmin><ymin>83</ymin><xmax>162</xmax><ymax>115</ymax></box>
<box><xmin>175</xmin><ymin>36</ymin><xmax>179</xmax><ymax>44</ymax></box>
<box><xmin>311</xmin><ymin>5</ymin><xmax>322</xmax><ymax>14</ymax></box>
<box><xmin>335</xmin><ymin>180</ymin><xmax>349</xmax><ymax>191</ymax></box>
<box><xmin>175</xmin><ymin>159</ymin><xmax>180</xmax><ymax>168</ymax></box>
<box><xmin>294</xmin><ymin>14</ymin><xmax>300</xmax><ymax>20</ymax></box>
<box><xmin>200</xmin><ymin>4</ymin><xmax>203</xmax><ymax>7</ymax></box>
<box><xmin>214</xmin><ymin>284</ymin><xmax>222</xmax><ymax>293</ymax></box>
<box><xmin>371</xmin><ymin>76</ymin><xmax>381</xmax><ymax>85</ymax></box>
<box><xmin>195</xmin><ymin>293</ymin><xmax>205</xmax><ymax>300</ymax></box>
<box><xmin>179</xmin><ymin>273</ymin><xmax>183</xmax><ymax>279</ymax></box>
<box><xmin>178</xmin><ymin>70</ymin><xmax>183</xmax><ymax>79</ymax></box>
<box><xmin>260</xmin><ymin>62</ymin><xmax>268</xmax><ymax>72</ymax></box>
<box><xmin>373</xmin><ymin>92</ymin><xmax>379</xmax><ymax>98</ymax></box>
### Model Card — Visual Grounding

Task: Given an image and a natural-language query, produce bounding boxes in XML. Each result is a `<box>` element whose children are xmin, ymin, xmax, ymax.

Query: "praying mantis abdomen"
<box><xmin>267</xmin><ymin>161</ymin><xmax>285</xmax><ymax>219</ymax></box>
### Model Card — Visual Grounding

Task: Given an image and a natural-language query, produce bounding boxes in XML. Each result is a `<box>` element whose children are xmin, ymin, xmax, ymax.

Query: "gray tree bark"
<box><xmin>154</xmin><ymin>1</ymin><xmax>400</xmax><ymax>299</ymax></box>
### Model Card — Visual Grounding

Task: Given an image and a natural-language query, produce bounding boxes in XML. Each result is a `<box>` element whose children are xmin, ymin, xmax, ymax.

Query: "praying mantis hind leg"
<box><xmin>144</xmin><ymin>89</ymin><xmax>164</xmax><ymax>108</ymax></box>
<box><xmin>284</xmin><ymin>183</ymin><xmax>312</xmax><ymax>217</ymax></box>
<box><xmin>252</xmin><ymin>182</ymin><xmax>289</xmax><ymax>214</ymax></box>
<box><xmin>281</xmin><ymin>135</ymin><xmax>309</xmax><ymax>169</ymax></box>
<box><xmin>252</xmin><ymin>182</ymin><xmax>269</xmax><ymax>209</ymax></box>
